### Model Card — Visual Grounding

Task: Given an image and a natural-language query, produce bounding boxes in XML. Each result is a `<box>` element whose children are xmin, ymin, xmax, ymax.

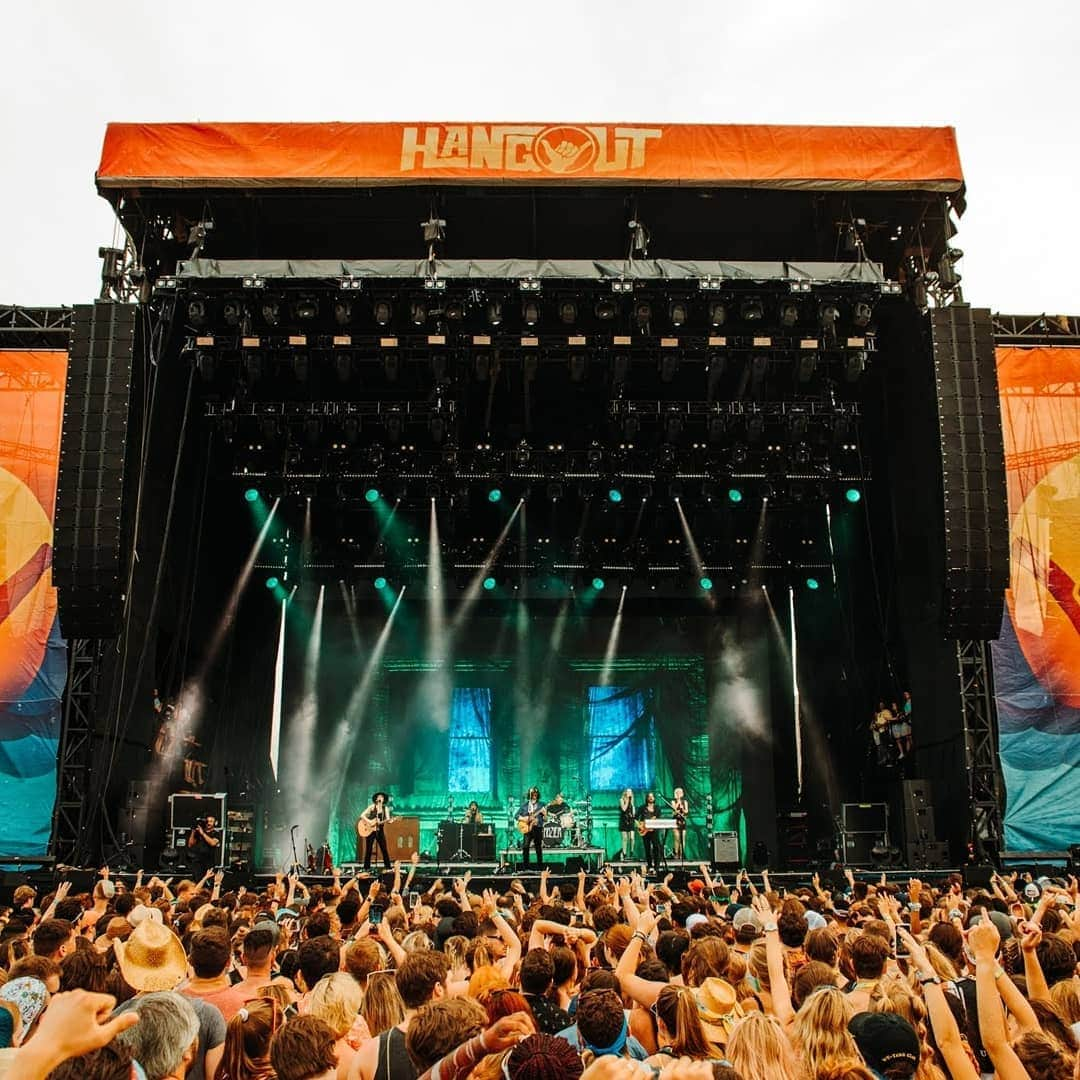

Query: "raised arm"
<box><xmin>898</xmin><ymin>927</ymin><xmax>979</xmax><ymax>1080</ymax></box>
<box><xmin>613</xmin><ymin>909</ymin><xmax>664</xmax><ymax>1008</ymax></box>
<box><xmin>969</xmin><ymin>917</ymin><xmax>1032</xmax><ymax>1080</ymax></box>
<box><xmin>752</xmin><ymin>894</ymin><xmax>792</xmax><ymax>1025</ymax></box>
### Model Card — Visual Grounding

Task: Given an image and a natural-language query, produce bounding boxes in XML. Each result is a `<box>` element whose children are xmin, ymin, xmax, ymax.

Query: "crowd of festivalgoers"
<box><xmin>0</xmin><ymin>856</ymin><xmax>1076</xmax><ymax>1079</ymax></box>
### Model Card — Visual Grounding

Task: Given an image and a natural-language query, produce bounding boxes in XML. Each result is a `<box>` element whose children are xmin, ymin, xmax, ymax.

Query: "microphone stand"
<box><xmin>289</xmin><ymin>824</ymin><xmax>302</xmax><ymax>875</ymax></box>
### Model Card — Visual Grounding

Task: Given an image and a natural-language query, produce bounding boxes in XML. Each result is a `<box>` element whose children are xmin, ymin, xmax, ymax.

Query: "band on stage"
<box><xmin>353</xmin><ymin>785</ymin><xmax>694</xmax><ymax>871</ymax></box>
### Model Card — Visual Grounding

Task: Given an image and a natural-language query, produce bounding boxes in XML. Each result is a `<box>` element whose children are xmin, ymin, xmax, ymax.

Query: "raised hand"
<box><xmin>968</xmin><ymin>908</ymin><xmax>1001</xmax><ymax>960</ymax></box>
<box><xmin>482</xmin><ymin>1011</ymin><xmax>535</xmax><ymax>1052</ymax></box>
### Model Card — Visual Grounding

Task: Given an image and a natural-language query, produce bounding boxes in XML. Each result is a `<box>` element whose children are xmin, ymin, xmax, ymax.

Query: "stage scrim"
<box><xmin>0</xmin><ymin>351</ymin><xmax>68</xmax><ymax>858</ymax></box>
<box><xmin>992</xmin><ymin>345</ymin><xmax>1080</xmax><ymax>851</ymax></box>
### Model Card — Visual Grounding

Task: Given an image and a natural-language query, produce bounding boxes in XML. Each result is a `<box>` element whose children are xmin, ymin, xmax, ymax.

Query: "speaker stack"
<box><xmin>929</xmin><ymin>304</ymin><xmax>1009</xmax><ymax>639</ymax></box>
<box><xmin>54</xmin><ymin>301</ymin><xmax>136</xmax><ymax>639</ymax></box>
<box><xmin>894</xmin><ymin>779</ymin><xmax>950</xmax><ymax>869</ymax></box>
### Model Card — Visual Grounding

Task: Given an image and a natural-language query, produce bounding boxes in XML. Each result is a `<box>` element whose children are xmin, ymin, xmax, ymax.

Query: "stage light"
<box><xmin>728</xmin><ymin>487</ymin><xmax>744</xmax><ymax>503</ymax></box>
<box><xmin>445</xmin><ymin>298</ymin><xmax>466</xmax><ymax>321</ymax></box>
<box><xmin>293</xmin><ymin>296</ymin><xmax>318</xmax><ymax>321</ymax></box>
<box><xmin>741</xmin><ymin>299</ymin><xmax>763</xmax><ymax>322</ymax></box>
<box><xmin>668</xmin><ymin>300</ymin><xmax>688</xmax><ymax>327</ymax></box>
<box><xmin>265</xmin><ymin>576</ymin><xmax>280</xmax><ymax>590</ymax></box>
<box><xmin>222</xmin><ymin>299</ymin><xmax>242</xmax><ymax>327</ymax></box>
<box><xmin>559</xmin><ymin>300</ymin><xmax>578</xmax><ymax>324</ymax></box>
<box><xmin>488</xmin><ymin>488</ymin><xmax>503</xmax><ymax>503</ymax></box>
<box><xmin>410</xmin><ymin>300</ymin><xmax>427</xmax><ymax>326</ymax></box>
<box><xmin>845</xmin><ymin>350</ymin><xmax>867</xmax><ymax>382</ymax></box>
<box><xmin>374</xmin><ymin>576</ymin><xmax>388</xmax><ymax>590</ymax></box>
<box><xmin>852</xmin><ymin>301</ymin><xmax>873</xmax><ymax>328</ymax></box>
<box><xmin>778</xmin><ymin>301</ymin><xmax>799</xmax><ymax>328</ymax></box>
<box><xmin>373</xmin><ymin>299</ymin><xmax>393</xmax><ymax>326</ymax></box>
<box><xmin>700</xmin><ymin>577</ymin><xmax>714</xmax><ymax>591</ymax></box>
<box><xmin>187</xmin><ymin>299</ymin><xmax>207</xmax><ymax>327</ymax></box>
<box><xmin>482</xmin><ymin>576</ymin><xmax>497</xmax><ymax>591</ymax></box>
<box><xmin>364</xmin><ymin>488</ymin><xmax>380</xmax><ymax>504</ymax></box>
<box><xmin>608</xmin><ymin>488</ymin><xmax>623</xmax><ymax>503</ymax></box>
<box><xmin>261</xmin><ymin>301</ymin><xmax>281</xmax><ymax>327</ymax></box>
<box><xmin>594</xmin><ymin>298</ymin><xmax>617</xmax><ymax>321</ymax></box>
<box><xmin>244</xmin><ymin>487</ymin><xmax>259</xmax><ymax>503</ymax></box>
<box><xmin>592</xmin><ymin>577</ymin><xmax>606</xmax><ymax>591</ymax></box>
<box><xmin>806</xmin><ymin>577</ymin><xmax>820</xmax><ymax>590</ymax></box>
<box><xmin>819</xmin><ymin>302</ymin><xmax>840</xmax><ymax>335</ymax></box>
<box><xmin>708</xmin><ymin>301</ymin><xmax>727</xmax><ymax>327</ymax></box>
<box><xmin>486</xmin><ymin>300</ymin><xmax>503</xmax><ymax>327</ymax></box>
<box><xmin>845</xmin><ymin>487</ymin><xmax>862</xmax><ymax>503</ymax></box>
<box><xmin>522</xmin><ymin>299</ymin><xmax>540</xmax><ymax>327</ymax></box>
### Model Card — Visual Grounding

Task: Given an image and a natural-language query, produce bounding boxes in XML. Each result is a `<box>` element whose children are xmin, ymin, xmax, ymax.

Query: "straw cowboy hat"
<box><xmin>114</xmin><ymin>920</ymin><xmax>188</xmax><ymax>992</ymax></box>
<box><xmin>694</xmin><ymin>977</ymin><xmax>743</xmax><ymax>1045</ymax></box>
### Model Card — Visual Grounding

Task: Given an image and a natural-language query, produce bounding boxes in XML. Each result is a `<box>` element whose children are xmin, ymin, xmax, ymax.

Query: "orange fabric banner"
<box><xmin>97</xmin><ymin>122</ymin><xmax>962</xmax><ymax>190</ymax></box>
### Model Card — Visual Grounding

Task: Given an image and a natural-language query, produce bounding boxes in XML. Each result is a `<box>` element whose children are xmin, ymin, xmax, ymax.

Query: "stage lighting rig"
<box><xmin>707</xmin><ymin>301</ymin><xmax>727</xmax><ymax>327</ymax></box>
<box><xmin>558</xmin><ymin>298</ymin><xmax>578</xmax><ymax>324</ymax></box>
<box><xmin>740</xmin><ymin>299</ymin><xmax>764</xmax><ymax>322</ymax></box>
<box><xmin>292</xmin><ymin>296</ymin><xmax>318</xmax><ymax>321</ymax></box>
<box><xmin>852</xmin><ymin>300</ymin><xmax>873</xmax><ymax>328</ymax></box>
<box><xmin>373</xmin><ymin>298</ymin><xmax>393</xmax><ymax>326</ymax></box>
<box><xmin>668</xmin><ymin>299</ymin><xmax>689</xmax><ymax>328</ymax></box>
<box><xmin>778</xmin><ymin>301</ymin><xmax>799</xmax><ymax>328</ymax></box>
<box><xmin>595</xmin><ymin>297</ymin><xmax>618</xmax><ymax>321</ymax></box>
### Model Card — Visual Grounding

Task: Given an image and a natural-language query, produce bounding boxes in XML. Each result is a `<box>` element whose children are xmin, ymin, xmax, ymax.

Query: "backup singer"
<box><xmin>465</xmin><ymin>800</ymin><xmax>484</xmax><ymax>825</ymax></box>
<box><xmin>618</xmin><ymin>788</ymin><xmax>636</xmax><ymax>860</ymax></box>
<box><xmin>636</xmin><ymin>792</ymin><xmax>662</xmax><ymax>875</ymax></box>
<box><xmin>671</xmin><ymin>786</ymin><xmax>689</xmax><ymax>859</ymax></box>
<box><xmin>358</xmin><ymin>792</ymin><xmax>393</xmax><ymax>871</ymax></box>
<box><xmin>516</xmin><ymin>786</ymin><xmax>546</xmax><ymax>869</ymax></box>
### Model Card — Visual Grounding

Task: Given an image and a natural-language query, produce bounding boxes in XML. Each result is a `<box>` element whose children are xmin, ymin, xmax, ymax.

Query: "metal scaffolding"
<box><xmin>50</xmin><ymin>638</ymin><xmax>109</xmax><ymax>865</ymax></box>
<box><xmin>955</xmin><ymin>639</ymin><xmax>1005</xmax><ymax>859</ymax></box>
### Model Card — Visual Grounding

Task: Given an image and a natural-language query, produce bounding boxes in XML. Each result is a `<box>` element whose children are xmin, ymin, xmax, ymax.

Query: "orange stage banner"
<box><xmin>97</xmin><ymin>122</ymin><xmax>963</xmax><ymax>191</ymax></box>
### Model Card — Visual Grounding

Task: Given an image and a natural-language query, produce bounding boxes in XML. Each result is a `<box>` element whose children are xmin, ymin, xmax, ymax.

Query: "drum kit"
<box><xmin>541</xmin><ymin>796</ymin><xmax>591</xmax><ymax>848</ymax></box>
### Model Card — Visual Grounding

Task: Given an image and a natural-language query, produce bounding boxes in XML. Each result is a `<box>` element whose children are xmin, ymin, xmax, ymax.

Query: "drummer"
<box><xmin>546</xmin><ymin>792</ymin><xmax>570</xmax><ymax>820</ymax></box>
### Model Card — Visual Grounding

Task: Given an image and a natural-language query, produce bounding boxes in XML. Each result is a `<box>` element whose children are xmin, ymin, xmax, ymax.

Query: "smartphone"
<box><xmin>895</xmin><ymin>935</ymin><xmax>909</xmax><ymax>958</ymax></box>
<box><xmin>656</xmin><ymin>903</ymin><xmax>668</xmax><ymax>916</ymax></box>
<box><xmin>408</xmin><ymin>892</ymin><xmax>420</xmax><ymax>910</ymax></box>
<box><xmin>369</xmin><ymin>906</ymin><xmax>384</xmax><ymax>926</ymax></box>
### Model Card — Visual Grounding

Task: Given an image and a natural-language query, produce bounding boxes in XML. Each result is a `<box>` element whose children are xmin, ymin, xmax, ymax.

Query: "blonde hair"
<box><xmin>727</xmin><ymin>1011</ymin><xmax>801</xmax><ymax>1080</ymax></box>
<box><xmin>793</xmin><ymin>986</ymin><xmax>859</xmax><ymax>1078</ymax></box>
<box><xmin>1050</xmin><ymin>979</ymin><xmax>1080</xmax><ymax>1027</ymax></box>
<box><xmin>361</xmin><ymin>970</ymin><xmax>406</xmax><ymax>1037</ymax></box>
<box><xmin>401</xmin><ymin>931</ymin><xmax>432</xmax><ymax>954</ymax></box>
<box><xmin>748</xmin><ymin>941</ymin><xmax>772</xmax><ymax>990</ymax></box>
<box><xmin>308</xmin><ymin>972</ymin><xmax>364</xmax><ymax>1040</ymax></box>
<box><xmin>922</xmin><ymin>942</ymin><xmax>960</xmax><ymax>984</ymax></box>
<box><xmin>442</xmin><ymin>935</ymin><xmax>469</xmax><ymax>972</ymax></box>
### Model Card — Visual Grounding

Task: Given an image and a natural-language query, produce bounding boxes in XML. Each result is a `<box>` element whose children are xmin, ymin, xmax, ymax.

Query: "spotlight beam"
<box><xmin>675</xmin><ymin>499</ymin><xmax>715</xmax><ymax>607</ymax></box>
<box><xmin>327</xmin><ymin>587</ymin><xmax>406</xmax><ymax>815</ymax></box>
<box><xmin>598</xmin><ymin>585</ymin><xmax>628</xmax><ymax>686</ymax></box>
<box><xmin>269</xmin><ymin>597</ymin><xmax>287</xmax><ymax>780</ymax></box>
<box><xmin>788</xmin><ymin>584</ymin><xmax>803</xmax><ymax>800</ymax></box>
<box><xmin>283</xmin><ymin>585</ymin><xmax>325</xmax><ymax>818</ymax></box>
<box><xmin>424</xmin><ymin>500</ymin><xmax>452</xmax><ymax>730</ymax></box>
<box><xmin>177</xmin><ymin>497</ymin><xmax>281</xmax><ymax>729</ymax></box>
<box><xmin>449</xmin><ymin>499</ymin><xmax>523</xmax><ymax>634</ymax></box>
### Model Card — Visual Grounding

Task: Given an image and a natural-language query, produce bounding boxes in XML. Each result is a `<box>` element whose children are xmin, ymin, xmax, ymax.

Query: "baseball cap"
<box><xmin>732</xmin><ymin>907</ymin><xmax>762</xmax><ymax>933</ymax></box>
<box><xmin>805</xmin><ymin>910</ymin><xmax>828</xmax><ymax>931</ymax></box>
<box><xmin>251</xmin><ymin>919</ymin><xmax>281</xmax><ymax>945</ymax></box>
<box><xmin>685</xmin><ymin>913</ymin><xmax>709</xmax><ymax>933</ymax></box>
<box><xmin>849</xmin><ymin>1011</ymin><xmax>920</xmax><ymax>1077</ymax></box>
<box><xmin>968</xmin><ymin>910</ymin><xmax>1014</xmax><ymax>940</ymax></box>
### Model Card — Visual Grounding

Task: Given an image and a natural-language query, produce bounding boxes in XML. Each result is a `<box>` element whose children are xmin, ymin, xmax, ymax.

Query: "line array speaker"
<box><xmin>54</xmin><ymin>302</ymin><xmax>136</xmax><ymax>638</ymax></box>
<box><xmin>929</xmin><ymin>304</ymin><xmax>1008</xmax><ymax>639</ymax></box>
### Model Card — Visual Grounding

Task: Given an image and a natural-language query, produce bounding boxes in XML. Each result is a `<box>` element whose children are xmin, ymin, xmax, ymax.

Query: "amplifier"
<box><xmin>712</xmin><ymin>831</ymin><xmax>739</xmax><ymax>864</ymax></box>
<box><xmin>384</xmin><ymin>817</ymin><xmax>419</xmax><ymax>858</ymax></box>
<box><xmin>842</xmin><ymin>832</ymin><xmax>885</xmax><ymax>865</ymax></box>
<box><xmin>906</xmin><ymin>841</ymin><xmax>950</xmax><ymax>869</ymax></box>
<box><xmin>841</xmin><ymin>802</ymin><xmax>888</xmax><ymax>835</ymax></box>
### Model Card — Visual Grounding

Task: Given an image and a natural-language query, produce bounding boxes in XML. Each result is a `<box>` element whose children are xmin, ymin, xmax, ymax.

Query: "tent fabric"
<box><xmin>0</xmin><ymin>351</ymin><xmax>68</xmax><ymax>859</ymax></box>
<box><xmin>176</xmin><ymin>256</ymin><xmax>885</xmax><ymax>284</ymax></box>
<box><xmin>97</xmin><ymin>122</ymin><xmax>963</xmax><ymax>191</ymax></box>
<box><xmin>991</xmin><ymin>345</ymin><xmax>1080</xmax><ymax>851</ymax></box>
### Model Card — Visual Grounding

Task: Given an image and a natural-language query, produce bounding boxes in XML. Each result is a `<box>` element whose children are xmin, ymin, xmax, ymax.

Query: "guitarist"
<box><xmin>516</xmin><ymin>786</ymin><xmax>546</xmax><ymax>869</ymax></box>
<box><xmin>635</xmin><ymin>792</ymin><xmax>662</xmax><ymax>875</ymax></box>
<box><xmin>358</xmin><ymin>791</ymin><xmax>393</xmax><ymax>871</ymax></box>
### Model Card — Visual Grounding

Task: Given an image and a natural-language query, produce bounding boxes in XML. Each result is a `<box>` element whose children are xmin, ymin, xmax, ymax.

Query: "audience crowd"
<box><xmin>0</xmin><ymin>857</ymin><xmax>1076</xmax><ymax>1080</ymax></box>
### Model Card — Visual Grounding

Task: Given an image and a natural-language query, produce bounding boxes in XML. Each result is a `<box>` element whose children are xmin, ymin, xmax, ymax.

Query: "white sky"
<box><xmin>2</xmin><ymin>0</ymin><xmax>1077</xmax><ymax>313</ymax></box>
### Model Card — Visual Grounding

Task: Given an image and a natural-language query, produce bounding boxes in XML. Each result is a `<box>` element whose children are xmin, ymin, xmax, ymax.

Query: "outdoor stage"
<box><xmin>13</xmin><ymin>119</ymin><xmax>1027</xmax><ymax>877</ymax></box>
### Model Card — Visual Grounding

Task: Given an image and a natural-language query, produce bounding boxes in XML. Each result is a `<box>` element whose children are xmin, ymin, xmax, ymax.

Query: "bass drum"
<box><xmin>543</xmin><ymin>822</ymin><xmax>564</xmax><ymax>845</ymax></box>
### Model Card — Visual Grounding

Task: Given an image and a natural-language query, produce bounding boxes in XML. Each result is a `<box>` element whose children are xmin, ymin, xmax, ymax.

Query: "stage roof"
<box><xmin>96</xmin><ymin>122</ymin><xmax>963</xmax><ymax>193</ymax></box>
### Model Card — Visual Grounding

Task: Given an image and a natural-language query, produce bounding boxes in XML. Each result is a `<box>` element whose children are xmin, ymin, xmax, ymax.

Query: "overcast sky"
<box><xmin>2</xmin><ymin>0</ymin><xmax>1076</xmax><ymax>313</ymax></box>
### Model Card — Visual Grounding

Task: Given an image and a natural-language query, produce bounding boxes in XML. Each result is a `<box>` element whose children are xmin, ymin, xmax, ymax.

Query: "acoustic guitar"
<box><xmin>356</xmin><ymin>814</ymin><xmax>391</xmax><ymax>838</ymax></box>
<box><xmin>516</xmin><ymin>811</ymin><xmax>543</xmax><ymax>835</ymax></box>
